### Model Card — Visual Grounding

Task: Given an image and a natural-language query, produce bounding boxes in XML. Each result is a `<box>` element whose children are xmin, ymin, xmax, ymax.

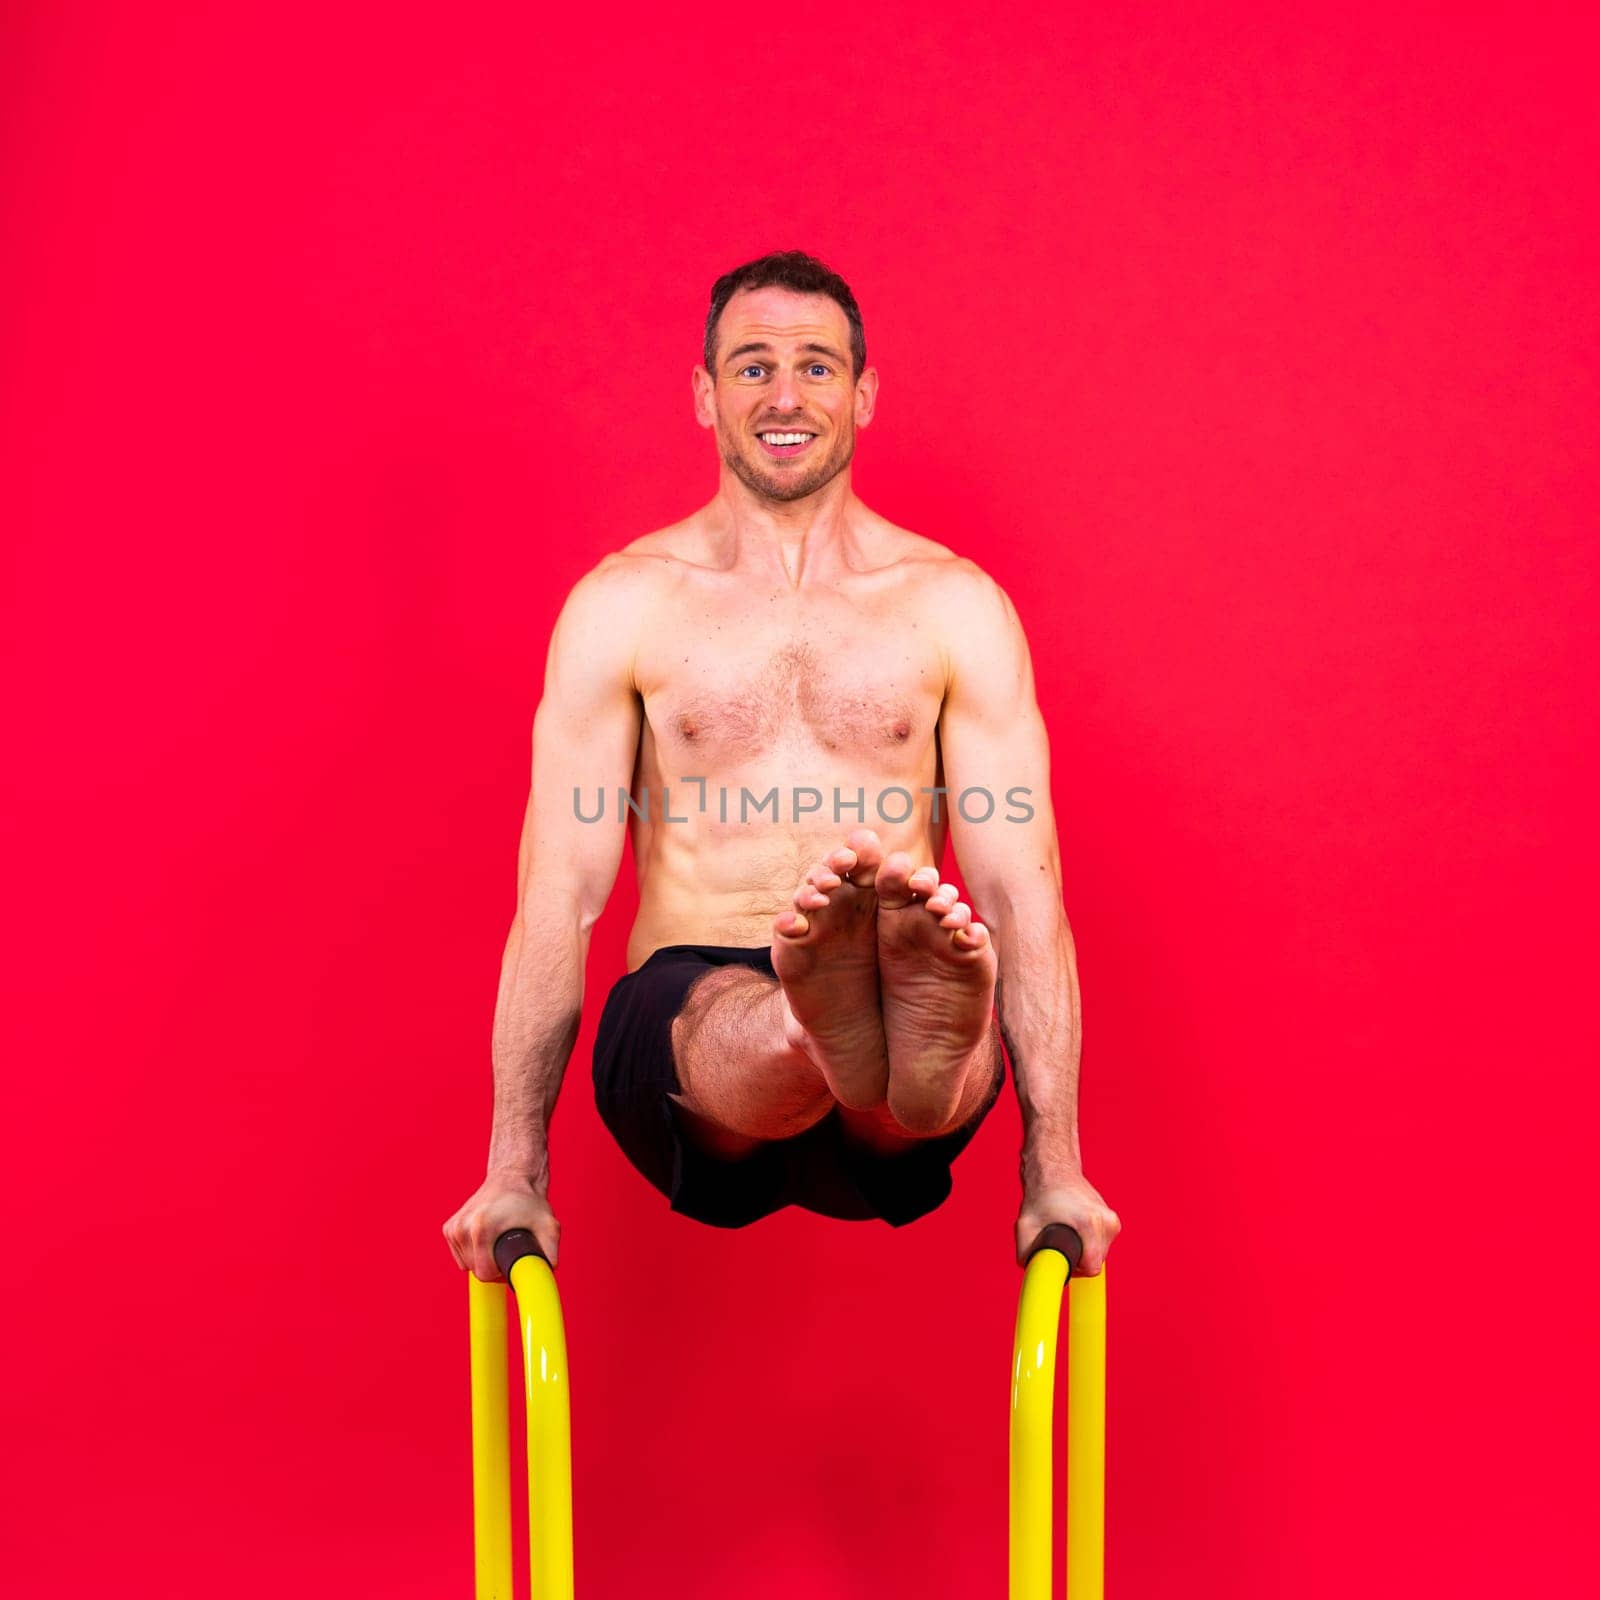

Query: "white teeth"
<box><xmin>760</xmin><ymin>432</ymin><xmax>812</xmax><ymax>446</ymax></box>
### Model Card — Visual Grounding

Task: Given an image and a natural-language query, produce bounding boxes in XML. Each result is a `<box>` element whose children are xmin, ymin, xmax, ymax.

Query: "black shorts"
<box><xmin>591</xmin><ymin>943</ymin><xmax>1005</xmax><ymax>1229</ymax></box>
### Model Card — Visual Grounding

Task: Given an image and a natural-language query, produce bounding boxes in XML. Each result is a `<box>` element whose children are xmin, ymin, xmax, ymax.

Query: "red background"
<box><xmin>3</xmin><ymin>5</ymin><xmax>1595</xmax><ymax>1596</ymax></box>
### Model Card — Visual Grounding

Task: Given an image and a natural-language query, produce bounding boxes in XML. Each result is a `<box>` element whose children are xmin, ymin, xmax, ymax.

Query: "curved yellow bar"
<box><xmin>474</xmin><ymin>1238</ymin><xmax>1096</xmax><ymax>1598</ymax></box>
<box><xmin>1009</xmin><ymin>1254</ymin><xmax>1106</xmax><ymax>1599</ymax></box>
<box><xmin>511</xmin><ymin>1254</ymin><xmax>574</xmax><ymax>1600</ymax></box>
<box><xmin>469</xmin><ymin>1258</ymin><xmax>574</xmax><ymax>1599</ymax></box>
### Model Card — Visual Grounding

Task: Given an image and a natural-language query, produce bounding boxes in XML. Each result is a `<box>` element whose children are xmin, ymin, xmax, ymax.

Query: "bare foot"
<box><xmin>770</xmin><ymin>827</ymin><xmax>889</xmax><ymax>1110</ymax></box>
<box><xmin>874</xmin><ymin>852</ymin><xmax>998</xmax><ymax>1133</ymax></box>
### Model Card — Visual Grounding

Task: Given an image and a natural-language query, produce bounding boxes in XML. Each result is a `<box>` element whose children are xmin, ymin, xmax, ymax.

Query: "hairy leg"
<box><xmin>668</xmin><ymin>965</ymin><xmax>837</xmax><ymax>1155</ymax></box>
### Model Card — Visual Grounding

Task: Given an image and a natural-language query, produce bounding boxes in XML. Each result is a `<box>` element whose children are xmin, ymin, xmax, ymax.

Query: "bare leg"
<box><xmin>668</xmin><ymin>828</ymin><xmax>1000</xmax><ymax>1161</ymax></box>
<box><xmin>668</xmin><ymin>966</ymin><xmax>836</xmax><ymax>1154</ymax></box>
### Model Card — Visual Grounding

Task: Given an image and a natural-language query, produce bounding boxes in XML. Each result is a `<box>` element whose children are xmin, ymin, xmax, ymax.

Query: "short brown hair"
<box><xmin>704</xmin><ymin>250</ymin><xmax>866</xmax><ymax>377</ymax></box>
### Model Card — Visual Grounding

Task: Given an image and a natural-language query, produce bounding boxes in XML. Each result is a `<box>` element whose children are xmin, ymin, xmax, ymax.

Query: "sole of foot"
<box><xmin>770</xmin><ymin>826</ymin><xmax>892</xmax><ymax>1110</ymax></box>
<box><xmin>873</xmin><ymin>853</ymin><xmax>998</xmax><ymax>1133</ymax></box>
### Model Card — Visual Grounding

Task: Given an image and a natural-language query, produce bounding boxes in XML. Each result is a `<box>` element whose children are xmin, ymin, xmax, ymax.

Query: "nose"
<box><xmin>770</xmin><ymin>366</ymin><xmax>801</xmax><ymax>412</ymax></box>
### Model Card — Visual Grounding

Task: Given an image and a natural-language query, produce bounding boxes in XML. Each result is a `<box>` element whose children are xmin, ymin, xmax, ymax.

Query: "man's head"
<box><xmin>693</xmin><ymin>250</ymin><xmax>878</xmax><ymax>504</ymax></box>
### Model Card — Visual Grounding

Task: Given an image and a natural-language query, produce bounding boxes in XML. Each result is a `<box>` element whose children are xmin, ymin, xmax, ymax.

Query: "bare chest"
<box><xmin>639</xmin><ymin>612</ymin><xmax>945</xmax><ymax>768</ymax></box>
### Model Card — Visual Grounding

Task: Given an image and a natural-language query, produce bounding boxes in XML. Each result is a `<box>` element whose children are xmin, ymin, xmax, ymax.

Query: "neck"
<box><xmin>712</xmin><ymin>467</ymin><xmax>859</xmax><ymax>586</ymax></box>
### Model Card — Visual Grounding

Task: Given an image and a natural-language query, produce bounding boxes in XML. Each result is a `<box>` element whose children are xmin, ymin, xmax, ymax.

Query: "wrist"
<box><xmin>1020</xmin><ymin>1149</ymin><xmax>1083</xmax><ymax>1192</ymax></box>
<box><xmin>485</xmin><ymin>1151</ymin><xmax>550</xmax><ymax>1193</ymax></box>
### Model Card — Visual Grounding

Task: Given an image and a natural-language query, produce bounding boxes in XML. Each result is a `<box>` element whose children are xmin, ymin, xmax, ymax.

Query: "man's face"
<box><xmin>694</xmin><ymin>287</ymin><xmax>877</xmax><ymax>504</ymax></box>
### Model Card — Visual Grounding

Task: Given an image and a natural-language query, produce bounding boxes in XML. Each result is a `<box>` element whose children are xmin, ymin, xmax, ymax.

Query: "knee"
<box><xmin>676</xmin><ymin>966</ymin><xmax>770</xmax><ymax>1038</ymax></box>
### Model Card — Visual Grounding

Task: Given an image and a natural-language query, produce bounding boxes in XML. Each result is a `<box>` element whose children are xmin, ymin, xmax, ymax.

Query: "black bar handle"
<box><xmin>1023</xmin><ymin>1222</ymin><xmax>1084</xmax><ymax>1273</ymax></box>
<box><xmin>493</xmin><ymin>1227</ymin><xmax>549</xmax><ymax>1279</ymax></box>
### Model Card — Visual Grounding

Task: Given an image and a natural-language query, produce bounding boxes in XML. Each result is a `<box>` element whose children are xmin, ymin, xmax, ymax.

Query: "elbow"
<box><xmin>975</xmin><ymin>880</ymin><xmax>1069</xmax><ymax>945</ymax></box>
<box><xmin>514</xmin><ymin>880</ymin><xmax>597</xmax><ymax>941</ymax></box>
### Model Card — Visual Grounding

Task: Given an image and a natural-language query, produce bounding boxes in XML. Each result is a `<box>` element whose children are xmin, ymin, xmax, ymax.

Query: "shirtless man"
<box><xmin>442</xmin><ymin>250</ymin><xmax>1120</xmax><ymax>1277</ymax></box>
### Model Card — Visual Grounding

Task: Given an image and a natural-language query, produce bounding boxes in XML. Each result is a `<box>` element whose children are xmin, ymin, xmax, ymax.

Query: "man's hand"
<box><xmin>442</xmin><ymin>1169</ymin><xmax>562</xmax><ymax>1280</ymax></box>
<box><xmin>1015</xmin><ymin>1173</ymin><xmax>1121</xmax><ymax>1275</ymax></box>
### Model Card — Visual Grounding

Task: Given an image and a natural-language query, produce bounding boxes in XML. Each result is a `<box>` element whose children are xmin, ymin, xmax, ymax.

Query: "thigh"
<box><xmin>667</xmin><ymin>966</ymin><xmax>770</xmax><ymax>1156</ymax></box>
<box><xmin>665</xmin><ymin>1088</ymin><xmax>765</xmax><ymax>1160</ymax></box>
<box><xmin>592</xmin><ymin>946</ymin><xmax>769</xmax><ymax>1191</ymax></box>
<box><xmin>668</xmin><ymin>962</ymin><xmax>835</xmax><ymax>1144</ymax></box>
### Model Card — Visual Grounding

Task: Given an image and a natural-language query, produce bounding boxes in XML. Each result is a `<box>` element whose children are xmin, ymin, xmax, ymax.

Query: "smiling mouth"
<box><xmin>757</xmin><ymin>430</ymin><xmax>817</xmax><ymax>458</ymax></box>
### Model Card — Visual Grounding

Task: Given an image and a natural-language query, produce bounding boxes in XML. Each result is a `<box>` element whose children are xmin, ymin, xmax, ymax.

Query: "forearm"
<box><xmin>989</xmin><ymin>893</ymin><xmax>1084</xmax><ymax>1189</ymax></box>
<box><xmin>485</xmin><ymin>906</ymin><xmax>587</xmax><ymax>1192</ymax></box>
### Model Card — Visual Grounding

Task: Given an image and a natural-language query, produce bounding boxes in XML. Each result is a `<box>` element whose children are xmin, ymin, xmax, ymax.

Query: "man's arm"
<box><xmin>484</xmin><ymin>557</ymin><xmax>645</xmax><ymax>1192</ymax></box>
<box><xmin>936</xmin><ymin>562</ymin><xmax>1121</xmax><ymax>1271</ymax></box>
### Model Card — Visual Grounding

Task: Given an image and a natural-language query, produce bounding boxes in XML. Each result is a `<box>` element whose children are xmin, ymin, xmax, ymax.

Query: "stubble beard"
<box><xmin>720</xmin><ymin>427</ymin><xmax>855</xmax><ymax>504</ymax></box>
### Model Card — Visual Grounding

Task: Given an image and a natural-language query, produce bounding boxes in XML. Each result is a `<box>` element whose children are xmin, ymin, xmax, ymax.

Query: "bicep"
<box><xmin>513</xmin><ymin>566</ymin><xmax>644</xmax><ymax>925</ymax></box>
<box><xmin>937</xmin><ymin>574</ymin><xmax>1063</xmax><ymax>922</ymax></box>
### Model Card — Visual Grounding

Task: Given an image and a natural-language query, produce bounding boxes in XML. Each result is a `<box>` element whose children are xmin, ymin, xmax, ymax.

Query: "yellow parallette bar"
<box><xmin>470</xmin><ymin>1256</ymin><xmax>574</xmax><ymax>1599</ymax></box>
<box><xmin>1010</xmin><ymin>1251</ymin><xmax>1107</xmax><ymax>1599</ymax></box>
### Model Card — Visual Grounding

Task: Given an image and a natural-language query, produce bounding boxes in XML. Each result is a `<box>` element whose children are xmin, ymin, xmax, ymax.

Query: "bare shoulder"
<box><xmin>557</xmin><ymin>549</ymin><xmax>656</xmax><ymax>636</ymax></box>
<box><xmin>542</xmin><ymin>533</ymin><xmax>670</xmax><ymax>689</ymax></box>
<box><xmin>614</xmin><ymin>510</ymin><xmax>721</xmax><ymax>568</ymax></box>
<box><xmin>927</xmin><ymin>553</ymin><xmax>1019</xmax><ymax>628</ymax></box>
<box><xmin>561</xmin><ymin>516</ymin><xmax>705</xmax><ymax>619</ymax></box>
<box><xmin>862</xmin><ymin>511</ymin><xmax>1023</xmax><ymax>641</ymax></box>
<box><xmin>853</xmin><ymin>506</ymin><xmax>960</xmax><ymax>572</ymax></box>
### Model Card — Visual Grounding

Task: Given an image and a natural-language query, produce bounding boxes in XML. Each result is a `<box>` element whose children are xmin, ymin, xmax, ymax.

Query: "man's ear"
<box><xmin>692</xmin><ymin>365</ymin><xmax>716</xmax><ymax>429</ymax></box>
<box><xmin>854</xmin><ymin>364</ymin><xmax>880</xmax><ymax>429</ymax></box>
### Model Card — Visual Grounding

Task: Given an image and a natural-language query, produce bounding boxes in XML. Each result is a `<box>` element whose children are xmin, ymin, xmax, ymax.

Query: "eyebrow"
<box><xmin>724</xmin><ymin>340</ymin><xmax>848</xmax><ymax>367</ymax></box>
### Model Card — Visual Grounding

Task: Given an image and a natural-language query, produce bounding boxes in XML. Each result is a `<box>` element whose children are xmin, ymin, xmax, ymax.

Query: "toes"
<box><xmin>926</xmin><ymin>880</ymin><xmax>960</xmax><ymax>913</ymax></box>
<box><xmin>781</xmin><ymin>844</ymin><xmax>883</xmax><ymax>944</ymax></box>
<box><xmin>875</xmin><ymin>849</ymin><xmax>917</xmax><ymax>903</ymax></box>
<box><xmin>938</xmin><ymin>900</ymin><xmax>973</xmax><ymax>930</ymax></box>
<box><xmin>795</xmin><ymin>882</ymin><xmax>829</xmax><ymax>912</ymax></box>
<box><xmin>817</xmin><ymin>834</ymin><xmax>887</xmax><ymax>890</ymax></box>
<box><xmin>952</xmin><ymin>919</ymin><xmax>990</xmax><ymax>951</ymax></box>
<box><xmin>842</xmin><ymin>827</ymin><xmax>885</xmax><ymax>876</ymax></box>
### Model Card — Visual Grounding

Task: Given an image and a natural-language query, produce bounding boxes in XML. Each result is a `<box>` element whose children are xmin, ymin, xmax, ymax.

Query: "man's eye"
<box><xmin>807</xmin><ymin>364</ymin><xmax>830</xmax><ymax>377</ymax></box>
<box><xmin>739</xmin><ymin>365</ymin><xmax>765</xmax><ymax>379</ymax></box>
